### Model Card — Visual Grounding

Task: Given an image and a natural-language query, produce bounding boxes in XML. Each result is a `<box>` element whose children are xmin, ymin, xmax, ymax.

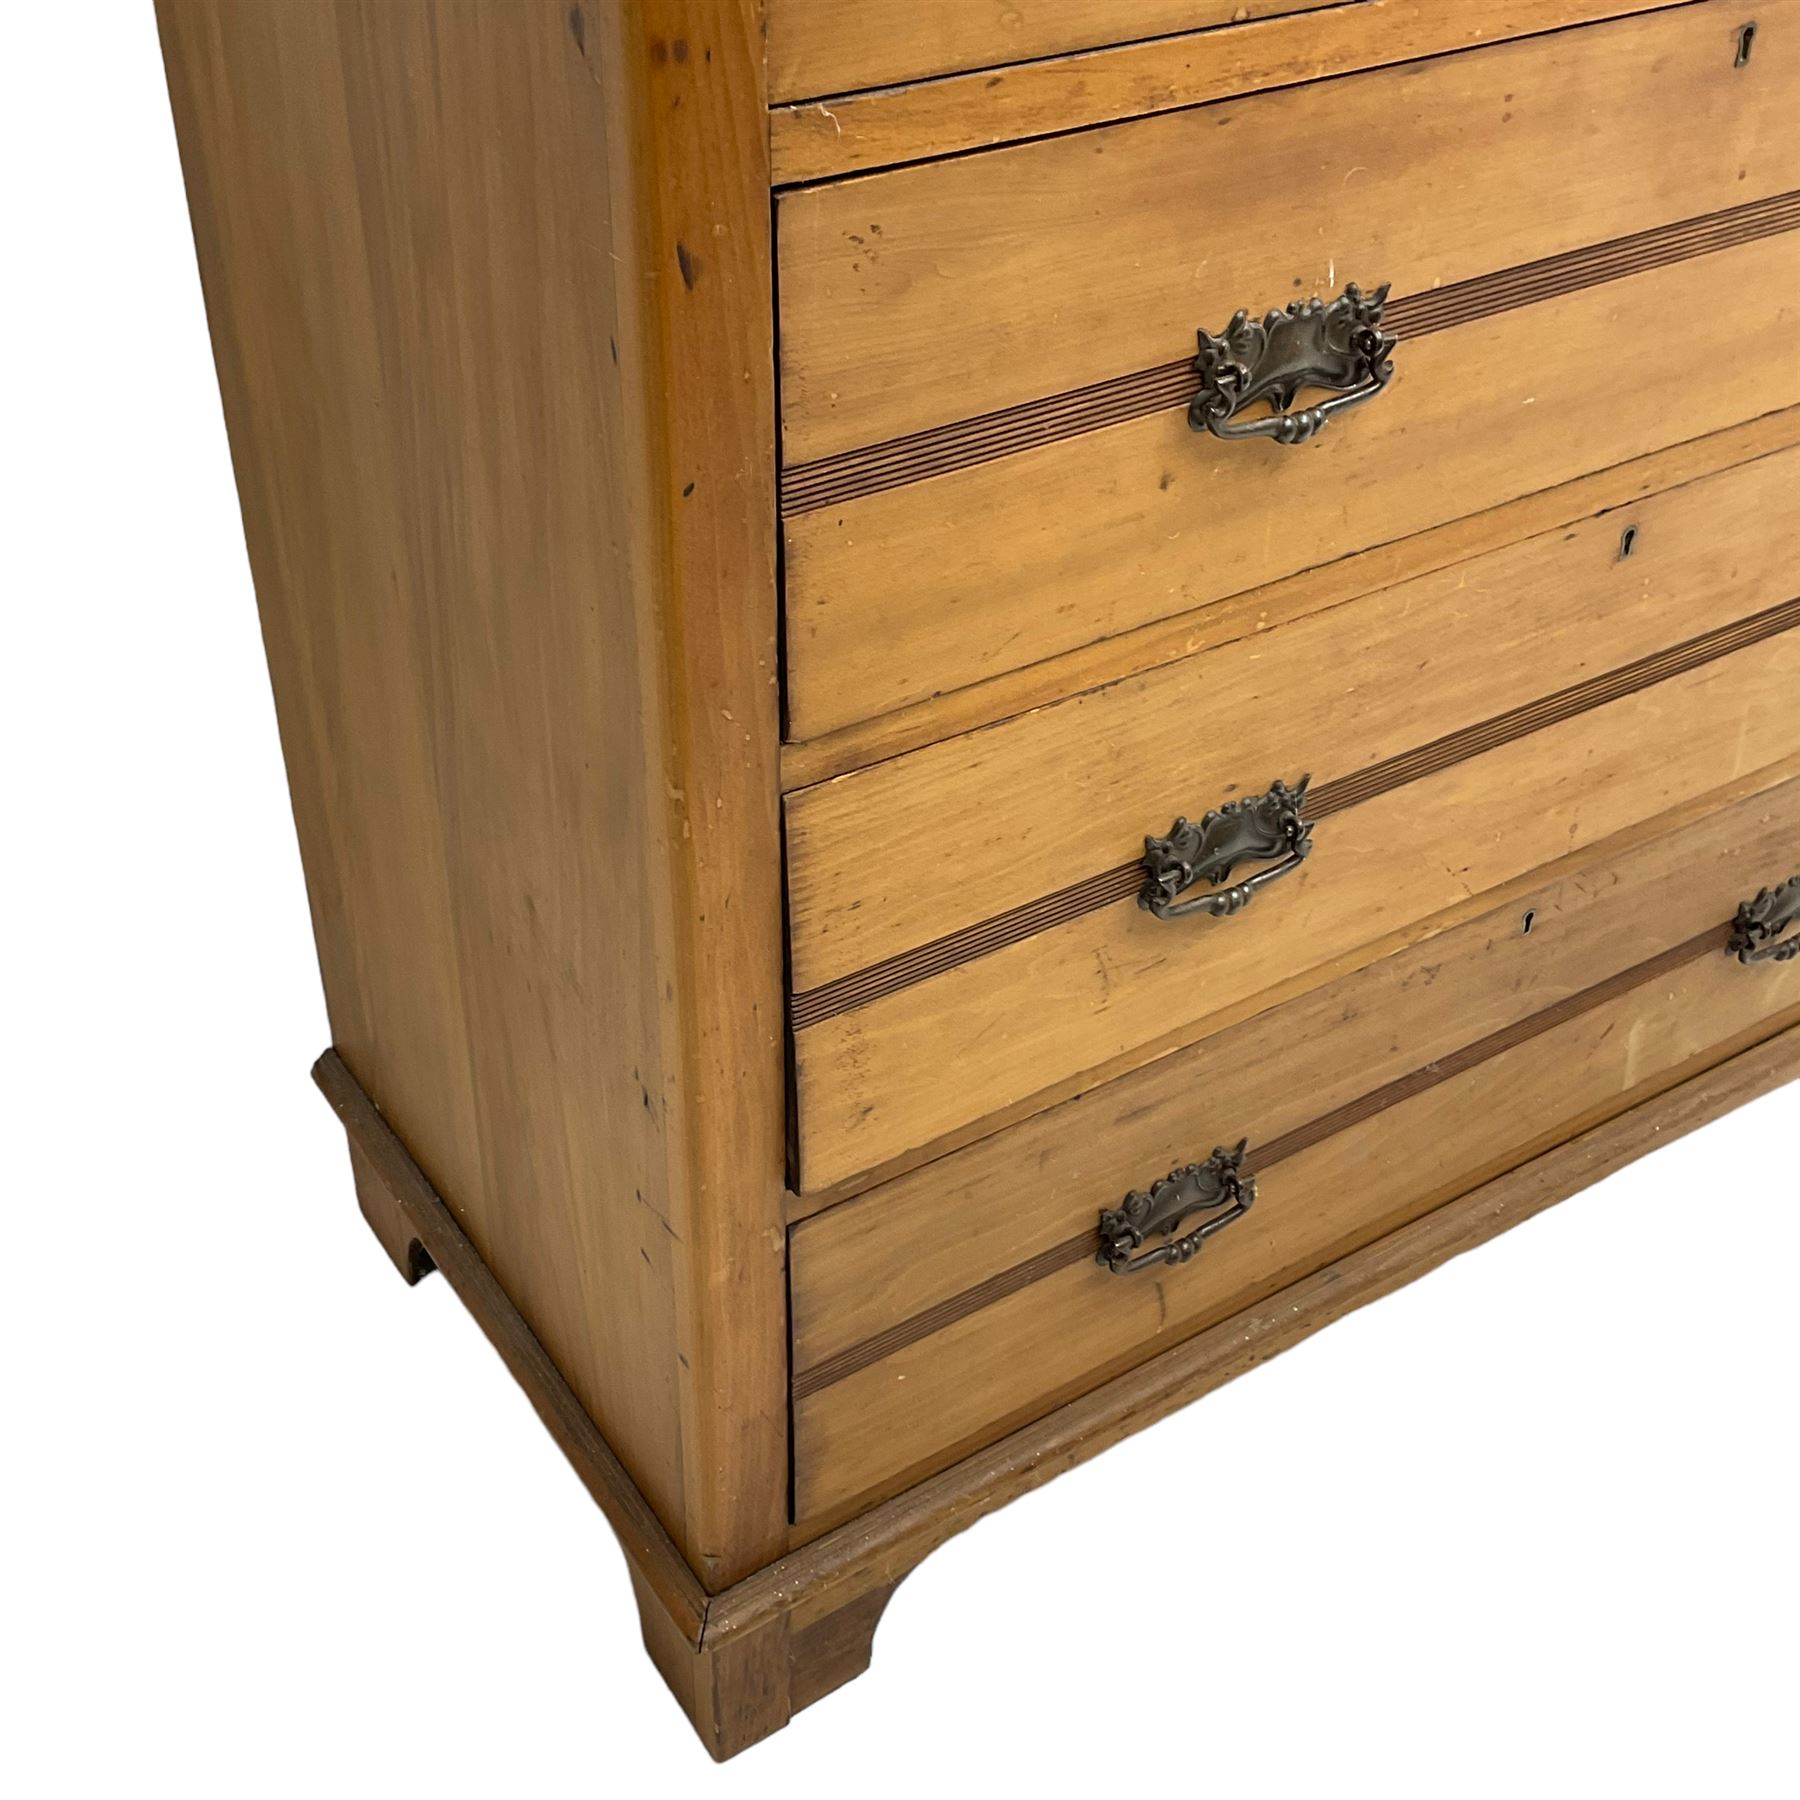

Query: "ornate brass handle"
<box><xmin>1140</xmin><ymin>776</ymin><xmax>1313</xmax><ymax>922</ymax></box>
<box><xmin>1729</xmin><ymin>875</ymin><xmax>1800</xmax><ymax>965</ymax></box>
<box><xmin>1098</xmin><ymin>1142</ymin><xmax>1255</xmax><ymax>1276</ymax></box>
<box><xmin>1189</xmin><ymin>282</ymin><xmax>1397</xmax><ymax>446</ymax></box>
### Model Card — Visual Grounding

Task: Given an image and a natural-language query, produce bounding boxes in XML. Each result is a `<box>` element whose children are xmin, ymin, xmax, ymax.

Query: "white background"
<box><xmin>4</xmin><ymin>7</ymin><xmax>1797</xmax><ymax>1795</ymax></box>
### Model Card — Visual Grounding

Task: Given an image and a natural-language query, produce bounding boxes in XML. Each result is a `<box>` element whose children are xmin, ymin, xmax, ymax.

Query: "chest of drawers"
<box><xmin>158</xmin><ymin>0</ymin><xmax>1800</xmax><ymax>1759</ymax></box>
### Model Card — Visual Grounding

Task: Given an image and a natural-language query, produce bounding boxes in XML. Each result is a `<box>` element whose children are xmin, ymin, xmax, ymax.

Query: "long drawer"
<box><xmin>790</xmin><ymin>773</ymin><xmax>1800</xmax><ymax>1523</ymax></box>
<box><xmin>785</xmin><ymin>231</ymin><xmax>1800</xmax><ymax>735</ymax></box>
<box><xmin>779</xmin><ymin>2</ymin><xmax>1798</xmax><ymax>461</ymax></box>
<box><xmin>787</xmin><ymin>447</ymin><xmax>1800</xmax><ymax>1189</ymax></box>
<box><xmin>768</xmin><ymin>0</ymin><xmax>1697</xmax><ymax>185</ymax></box>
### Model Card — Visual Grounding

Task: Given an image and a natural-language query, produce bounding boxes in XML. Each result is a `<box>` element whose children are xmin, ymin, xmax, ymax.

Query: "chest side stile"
<box><xmin>155</xmin><ymin>0</ymin><xmax>789</xmax><ymax>1592</ymax></box>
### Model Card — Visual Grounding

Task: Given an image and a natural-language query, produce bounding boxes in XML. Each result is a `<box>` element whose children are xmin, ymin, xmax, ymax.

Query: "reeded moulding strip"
<box><xmin>788</xmin><ymin>595</ymin><xmax>1800</xmax><ymax>1031</ymax></box>
<box><xmin>779</xmin><ymin>191</ymin><xmax>1800</xmax><ymax>516</ymax></box>
<box><xmin>792</xmin><ymin>927</ymin><xmax>1725</xmax><ymax>1399</ymax></box>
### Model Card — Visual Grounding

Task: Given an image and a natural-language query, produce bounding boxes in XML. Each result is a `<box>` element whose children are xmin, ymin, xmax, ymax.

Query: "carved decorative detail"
<box><xmin>1098</xmin><ymin>1142</ymin><xmax>1256</xmax><ymax>1276</ymax></box>
<box><xmin>1189</xmin><ymin>282</ymin><xmax>1397</xmax><ymax>445</ymax></box>
<box><xmin>1141</xmin><ymin>775</ymin><xmax>1313</xmax><ymax>922</ymax></box>
<box><xmin>1729</xmin><ymin>874</ymin><xmax>1800</xmax><ymax>965</ymax></box>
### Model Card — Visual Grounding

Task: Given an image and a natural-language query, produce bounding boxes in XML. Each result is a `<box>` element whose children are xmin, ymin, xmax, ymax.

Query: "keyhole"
<box><xmin>1619</xmin><ymin>525</ymin><xmax>1638</xmax><ymax>560</ymax></box>
<box><xmin>1737</xmin><ymin>21</ymin><xmax>1757</xmax><ymax>66</ymax></box>
<box><xmin>1521</xmin><ymin>910</ymin><xmax>1537</xmax><ymax>936</ymax></box>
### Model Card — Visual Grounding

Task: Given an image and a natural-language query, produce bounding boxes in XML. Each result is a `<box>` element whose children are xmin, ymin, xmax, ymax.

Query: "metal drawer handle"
<box><xmin>1189</xmin><ymin>281</ymin><xmax>1396</xmax><ymax>446</ymax></box>
<box><xmin>1729</xmin><ymin>874</ymin><xmax>1800</xmax><ymax>965</ymax></box>
<box><xmin>1099</xmin><ymin>1141</ymin><xmax>1255</xmax><ymax>1276</ymax></box>
<box><xmin>1140</xmin><ymin>776</ymin><xmax>1313</xmax><ymax>922</ymax></box>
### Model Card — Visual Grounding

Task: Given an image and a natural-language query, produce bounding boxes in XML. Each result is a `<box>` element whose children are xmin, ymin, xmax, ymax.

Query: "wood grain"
<box><xmin>777</xmin><ymin>0</ymin><xmax>1800</xmax><ymax>463</ymax></box>
<box><xmin>795</xmin><ymin>942</ymin><xmax>1800</xmax><ymax>1520</ymax></box>
<box><xmin>320</xmin><ymin>1045</ymin><xmax>899</xmax><ymax>1761</ymax></box>
<box><xmin>314</xmin><ymin>883</ymin><xmax>1800</xmax><ymax>1742</ymax></box>
<box><xmin>794</xmin><ymin>636</ymin><xmax>1800</xmax><ymax>1188</ymax></box>
<box><xmin>160</xmin><ymin>0</ymin><xmax>1800</xmax><ymax>1757</ymax></box>
<box><xmin>782</xmin><ymin>192</ymin><xmax>1800</xmax><ymax>513</ymax></box>
<box><xmin>785</xmin><ymin>236</ymin><xmax>1800</xmax><ymax>735</ymax></box>
<box><xmin>792</xmin><ymin>602</ymin><xmax>1800</xmax><ymax>1027</ymax></box>
<box><xmin>750</xmin><ymin>1016</ymin><xmax>1800</xmax><ymax>1580</ymax></box>
<box><xmin>766</xmin><ymin>0</ymin><xmax>1344</xmax><ymax>101</ymax></box>
<box><xmin>796</xmin><ymin>930</ymin><xmax>1721</xmax><ymax>1387</ymax></box>
<box><xmin>791</xmin><ymin>773</ymin><xmax>1800</xmax><ymax>1369</ymax></box>
<box><xmin>592</xmin><ymin>0</ymin><xmax>793</xmax><ymax>1589</ymax></box>
<box><xmin>158</xmin><ymin>0</ymin><xmax>789</xmax><ymax>1588</ymax></box>
<box><xmin>779</xmin><ymin>408</ymin><xmax>1800</xmax><ymax>787</ymax></box>
<box><xmin>315</xmin><ymin>1050</ymin><xmax>711</xmax><ymax>1642</ymax></box>
<box><xmin>320</xmin><ymin>1007</ymin><xmax>1800</xmax><ymax>1678</ymax></box>
<box><xmin>770</xmin><ymin>0</ymin><xmax>1688</xmax><ymax>184</ymax></box>
<box><xmin>788</xmin><ymin>448</ymin><xmax>1800</xmax><ymax>997</ymax></box>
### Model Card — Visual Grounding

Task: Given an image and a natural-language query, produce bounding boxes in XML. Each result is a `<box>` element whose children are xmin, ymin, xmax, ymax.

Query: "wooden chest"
<box><xmin>158</xmin><ymin>0</ymin><xmax>1800</xmax><ymax>1758</ymax></box>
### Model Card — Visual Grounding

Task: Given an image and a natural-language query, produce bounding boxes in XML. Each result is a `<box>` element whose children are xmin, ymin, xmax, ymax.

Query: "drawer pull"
<box><xmin>1729</xmin><ymin>874</ymin><xmax>1800</xmax><ymax>964</ymax></box>
<box><xmin>1098</xmin><ymin>1141</ymin><xmax>1255</xmax><ymax>1276</ymax></box>
<box><xmin>1141</xmin><ymin>776</ymin><xmax>1313</xmax><ymax>922</ymax></box>
<box><xmin>1189</xmin><ymin>281</ymin><xmax>1396</xmax><ymax>446</ymax></box>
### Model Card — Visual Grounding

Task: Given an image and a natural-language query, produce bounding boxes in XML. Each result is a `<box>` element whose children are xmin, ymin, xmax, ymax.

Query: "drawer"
<box><xmin>786</xmin><ymin>239</ymin><xmax>1800</xmax><ymax>736</ymax></box>
<box><xmin>779</xmin><ymin>2</ymin><xmax>1797</xmax><ymax>462</ymax></box>
<box><xmin>768</xmin><ymin>0</ymin><xmax>1695</xmax><ymax>186</ymax></box>
<box><xmin>791</xmin><ymin>775</ymin><xmax>1800</xmax><ymax>1523</ymax></box>
<box><xmin>778</xmin><ymin>3</ymin><xmax>1800</xmax><ymax>736</ymax></box>
<box><xmin>767</xmin><ymin>0</ymin><xmax>1349</xmax><ymax>100</ymax></box>
<box><xmin>787</xmin><ymin>447</ymin><xmax>1800</xmax><ymax>1189</ymax></box>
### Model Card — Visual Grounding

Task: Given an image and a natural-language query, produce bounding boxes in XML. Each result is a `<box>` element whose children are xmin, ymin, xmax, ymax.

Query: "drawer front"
<box><xmin>779</xmin><ymin>2</ymin><xmax>1797</xmax><ymax>463</ymax></box>
<box><xmin>791</xmin><ymin>776</ymin><xmax>1800</xmax><ymax>1522</ymax></box>
<box><xmin>767</xmin><ymin>0</ymin><xmax>1347</xmax><ymax>100</ymax></box>
<box><xmin>787</xmin><ymin>448</ymin><xmax>1800</xmax><ymax>1189</ymax></box>
<box><xmin>786</xmin><ymin>229</ymin><xmax>1800</xmax><ymax>737</ymax></box>
<box><xmin>770</xmin><ymin>1</ymin><xmax>1700</xmax><ymax>188</ymax></box>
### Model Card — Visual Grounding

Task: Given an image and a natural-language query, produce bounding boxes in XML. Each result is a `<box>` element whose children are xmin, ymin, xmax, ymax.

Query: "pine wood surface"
<box><xmin>769</xmin><ymin>0</ymin><xmax>1688</xmax><ymax>184</ymax></box>
<box><xmin>789</xmin><ymin>599</ymin><xmax>1800</xmax><ymax>1031</ymax></box>
<box><xmin>782</xmin><ymin>193</ymin><xmax>1800</xmax><ymax>517</ymax></box>
<box><xmin>788</xmin><ymin>446</ymin><xmax>1800</xmax><ymax>996</ymax></box>
<box><xmin>795</xmin><ymin>634</ymin><xmax>1800</xmax><ymax>1189</ymax></box>
<box><xmin>322</xmin><ymin>1044</ymin><xmax>905</xmax><ymax>1759</ymax></box>
<box><xmin>771</xmin><ymin>1028</ymin><xmax>1800</xmax><ymax>1568</ymax></box>
<box><xmin>315</xmin><ymin>1051</ymin><xmax>711</xmax><ymax>1639</ymax></box>
<box><xmin>767</xmin><ymin>0</ymin><xmax>1345</xmax><ymax>100</ymax></box>
<box><xmin>779</xmin><ymin>407</ymin><xmax>1800</xmax><ymax>787</ymax></box>
<box><xmin>160</xmin><ymin>0</ymin><xmax>1800</xmax><ymax>1757</ymax></box>
<box><xmin>795</xmin><ymin>934</ymin><xmax>1800</xmax><ymax>1521</ymax></box>
<box><xmin>777</xmin><ymin>1</ymin><xmax>1799</xmax><ymax>463</ymax></box>
<box><xmin>158</xmin><ymin>0</ymin><xmax>790</xmax><ymax>1587</ymax></box>
<box><xmin>792</xmin><ymin>775</ymin><xmax>1800</xmax><ymax>1370</ymax></box>
<box><xmin>317</xmin><ymin>1013</ymin><xmax>1800</xmax><ymax>1748</ymax></box>
<box><xmin>785</xmin><ymin>235</ymin><xmax>1800</xmax><ymax>735</ymax></box>
<box><xmin>773</xmin><ymin>1020</ymin><xmax>1800</xmax><ymax>1571</ymax></box>
<box><xmin>317</xmin><ymin>1017</ymin><xmax>1800</xmax><ymax>1745</ymax></box>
